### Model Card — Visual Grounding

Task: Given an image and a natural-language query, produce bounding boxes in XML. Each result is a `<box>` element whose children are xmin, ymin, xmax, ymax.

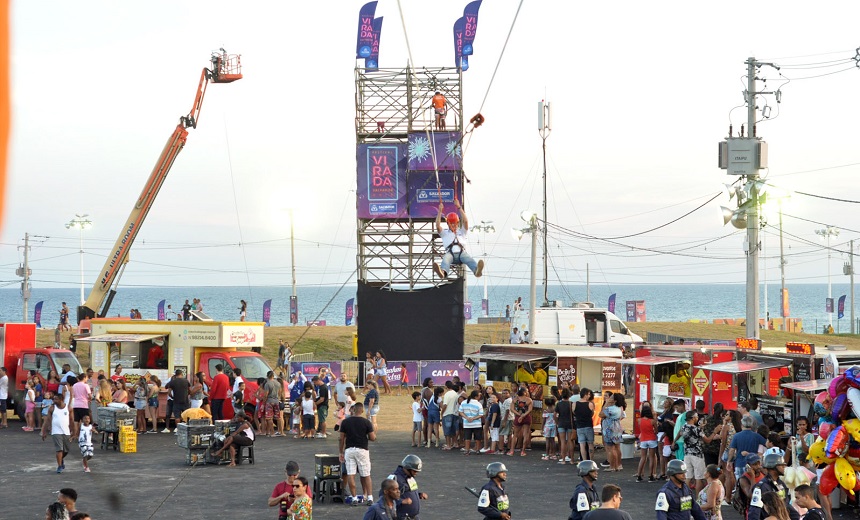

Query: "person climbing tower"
<box><xmin>432</xmin><ymin>91</ymin><xmax>447</xmax><ymax>131</ymax></box>
<box><xmin>433</xmin><ymin>200</ymin><xmax>483</xmax><ymax>280</ymax></box>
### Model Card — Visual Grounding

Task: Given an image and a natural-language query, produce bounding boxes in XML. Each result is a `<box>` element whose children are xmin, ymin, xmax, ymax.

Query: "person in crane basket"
<box><xmin>433</xmin><ymin>200</ymin><xmax>484</xmax><ymax>280</ymax></box>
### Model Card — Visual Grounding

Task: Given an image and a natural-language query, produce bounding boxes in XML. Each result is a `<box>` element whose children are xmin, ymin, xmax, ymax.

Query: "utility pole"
<box><xmin>528</xmin><ymin>214</ymin><xmax>538</xmax><ymax>338</ymax></box>
<box><xmin>538</xmin><ymin>100</ymin><xmax>551</xmax><ymax>307</ymax></box>
<box><xmin>848</xmin><ymin>240</ymin><xmax>855</xmax><ymax>334</ymax></box>
<box><xmin>745</xmin><ymin>57</ymin><xmax>761</xmax><ymax>340</ymax></box>
<box><xmin>778</xmin><ymin>202</ymin><xmax>788</xmax><ymax>330</ymax></box>
<box><xmin>19</xmin><ymin>233</ymin><xmax>31</xmax><ymax>322</ymax></box>
<box><xmin>289</xmin><ymin>208</ymin><xmax>297</xmax><ymax>325</ymax></box>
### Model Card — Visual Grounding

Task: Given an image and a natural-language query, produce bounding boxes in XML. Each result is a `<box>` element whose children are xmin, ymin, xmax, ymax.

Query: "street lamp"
<box><xmin>66</xmin><ymin>214</ymin><xmax>92</xmax><ymax>305</ymax></box>
<box><xmin>513</xmin><ymin>210</ymin><xmax>538</xmax><ymax>338</ymax></box>
<box><xmin>816</xmin><ymin>226</ymin><xmax>839</xmax><ymax>328</ymax></box>
<box><xmin>472</xmin><ymin>221</ymin><xmax>495</xmax><ymax>317</ymax></box>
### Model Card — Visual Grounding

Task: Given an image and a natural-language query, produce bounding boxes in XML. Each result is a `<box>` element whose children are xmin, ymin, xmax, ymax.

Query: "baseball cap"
<box><xmin>746</xmin><ymin>454</ymin><xmax>761</xmax><ymax>464</ymax></box>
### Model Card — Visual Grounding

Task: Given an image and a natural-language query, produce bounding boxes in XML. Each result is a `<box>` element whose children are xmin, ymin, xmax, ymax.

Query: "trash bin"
<box><xmin>620</xmin><ymin>434</ymin><xmax>636</xmax><ymax>459</ymax></box>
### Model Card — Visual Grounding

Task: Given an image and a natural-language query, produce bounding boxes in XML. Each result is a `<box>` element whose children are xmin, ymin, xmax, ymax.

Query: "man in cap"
<box><xmin>433</xmin><ymin>199</ymin><xmax>484</xmax><ymax>280</ymax></box>
<box><xmin>747</xmin><ymin>453</ymin><xmax>799</xmax><ymax>520</ymax></box>
<box><xmin>268</xmin><ymin>460</ymin><xmax>312</xmax><ymax>519</ymax></box>
<box><xmin>737</xmin><ymin>454</ymin><xmax>764</xmax><ymax>518</ymax></box>
<box><xmin>388</xmin><ymin>454</ymin><xmax>428</xmax><ymax>519</ymax></box>
<box><xmin>478</xmin><ymin>462</ymin><xmax>511</xmax><ymax>520</ymax></box>
<box><xmin>570</xmin><ymin>460</ymin><xmax>600</xmax><ymax>520</ymax></box>
<box><xmin>655</xmin><ymin>459</ymin><xmax>705</xmax><ymax>520</ymax></box>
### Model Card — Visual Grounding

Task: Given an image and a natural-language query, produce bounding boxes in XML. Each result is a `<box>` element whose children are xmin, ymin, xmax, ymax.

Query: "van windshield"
<box><xmin>51</xmin><ymin>351</ymin><xmax>83</xmax><ymax>374</ymax></box>
<box><xmin>229</xmin><ymin>356</ymin><xmax>272</xmax><ymax>381</ymax></box>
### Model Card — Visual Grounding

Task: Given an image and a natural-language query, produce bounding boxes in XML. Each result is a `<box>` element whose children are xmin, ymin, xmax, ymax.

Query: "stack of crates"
<box><xmin>97</xmin><ymin>407</ymin><xmax>136</xmax><ymax>432</ymax></box>
<box><xmin>178</xmin><ymin>423</ymin><xmax>216</xmax><ymax>466</ymax></box>
<box><xmin>119</xmin><ymin>426</ymin><xmax>137</xmax><ymax>453</ymax></box>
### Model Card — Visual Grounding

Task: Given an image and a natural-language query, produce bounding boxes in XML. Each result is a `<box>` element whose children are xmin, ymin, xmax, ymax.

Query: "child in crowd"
<box><xmin>427</xmin><ymin>386</ymin><xmax>444</xmax><ymax>448</ymax></box>
<box><xmin>542</xmin><ymin>397</ymin><xmax>558</xmax><ymax>460</ymax></box>
<box><xmin>232</xmin><ymin>382</ymin><xmax>246</xmax><ymax>416</ymax></box>
<box><xmin>300</xmin><ymin>390</ymin><xmax>316</xmax><ymax>439</ymax></box>
<box><xmin>23</xmin><ymin>378</ymin><xmax>36</xmax><ymax>431</ymax></box>
<box><xmin>398</xmin><ymin>363</ymin><xmax>409</xmax><ymax>396</ymax></box>
<box><xmin>486</xmin><ymin>394</ymin><xmax>501</xmax><ymax>454</ymax></box>
<box><xmin>79</xmin><ymin>414</ymin><xmax>98</xmax><ymax>473</ymax></box>
<box><xmin>411</xmin><ymin>391</ymin><xmax>423</xmax><ymax>447</ymax></box>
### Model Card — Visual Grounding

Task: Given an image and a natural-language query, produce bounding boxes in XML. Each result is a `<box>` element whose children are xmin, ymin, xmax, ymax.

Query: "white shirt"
<box><xmin>440</xmin><ymin>228</ymin><xmax>470</xmax><ymax>252</ymax></box>
<box><xmin>412</xmin><ymin>401</ymin><xmax>423</xmax><ymax>422</ymax></box>
<box><xmin>233</xmin><ymin>376</ymin><xmax>244</xmax><ymax>394</ymax></box>
<box><xmin>51</xmin><ymin>404</ymin><xmax>71</xmax><ymax>435</ymax></box>
<box><xmin>0</xmin><ymin>374</ymin><xmax>7</xmax><ymax>399</ymax></box>
<box><xmin>509</xmin><ymin>331</ymin><xmax>523</xmax><ymax>344</ymax></box>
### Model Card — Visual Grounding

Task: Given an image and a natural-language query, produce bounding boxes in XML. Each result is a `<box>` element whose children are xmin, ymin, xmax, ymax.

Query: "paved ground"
<box><xmin>0</xmin><ymin>421</ymin><xmax>803</xmax><ymax>519</ymax></box>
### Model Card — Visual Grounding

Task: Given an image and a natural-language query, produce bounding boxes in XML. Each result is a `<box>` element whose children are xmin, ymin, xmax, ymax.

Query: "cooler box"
<box><xmin>97</xmin><ymin>407</ymin><xmax>136</xmax><ymax>432</ymax></box>
<box><xmin>177</xmin><ymin>423</ymin><xmax>216</xmax><ymax>449</ymax></box>
<box><xmin>214</xmin><ymin>420</ymin><xmax>232</xmax><ymax>435</ymax></box>
<box><xmin>620</xmin><ymin>434</ymin><xmax>636</xmax><ymax>459</ymax></box>
<box><xmin>315</xmin><ymin>454</ymin><xmax>341</xmax><ymax>480</ymax></box>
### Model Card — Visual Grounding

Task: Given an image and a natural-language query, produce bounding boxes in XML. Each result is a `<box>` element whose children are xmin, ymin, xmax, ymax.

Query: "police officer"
<box><xmin>747</xmin><ymin>453</ymin><xmax>799</xmax><ymax>520</ymax></box>
<box><xmin>570</xmin><ymin>460</ymin><xmax>600</xmax><ymax>520</ymax></box>
<box><xmin>388</xmin><ymin>454</ymin><xmax>428</xmax><ymax>519</ymax></box>
<box><xmin>655</xmin><ymin>459</ymin><xmax>706</xmax><ymax>520</ymax></box>
<box><xmin>478</xmin><ymin>462</ymin><xmax>511</xmax><ymax>520</ymax></box>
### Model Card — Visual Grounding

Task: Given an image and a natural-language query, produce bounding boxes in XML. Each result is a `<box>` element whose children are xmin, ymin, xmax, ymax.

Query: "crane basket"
<box><xmin>211</xmin><ymin>51</ymin><xmax>242</xmax><ymax>83</ymax></box>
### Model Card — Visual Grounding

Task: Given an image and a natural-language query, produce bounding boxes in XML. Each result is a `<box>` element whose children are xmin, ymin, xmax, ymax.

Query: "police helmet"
<box><xmin>666</xmin><ymin>459</ymin><xmax>687</xmax><ymax>477</ymax></box>
<box><xmin>486</xmin><ymin>462</ymin><xmax>508</xmax><ymax>478</ymax></box>
<box><xmin>401</xmin><ymin>454</ymin><xmax>423</xmax><ymax>472</ymax></box>
<box><xmin>763</xmin><ymin>453</ymin><xmax>786</xmax><ymax>469</ymax></box>
<box><xmin>577</xmin><ymin>460</ymin><xmax>600</xmax><ymax>476</ymax></box>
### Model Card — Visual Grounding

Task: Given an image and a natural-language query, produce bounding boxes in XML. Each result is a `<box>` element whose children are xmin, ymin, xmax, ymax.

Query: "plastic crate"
<box><xmin>119</xmin><ymin>429</ymin><xmax>137</xmax><ymax>445</ymax></box>
<box><xmin>214</xmin><ymin>420</ymin><xmax>231</xmax><ymax>435</ymax></box>
<box><xmin>177</xmin><ymin>423</ymin><xmax>215</xmax><ymax>449</ymax></box>
<box><xmin>97</xmin><ymin>407</ymin><xmax>136</xmax><ymax>432</ymax></box>
<box><xmin>119</xmin><ymin>437</ymin><xmax>137</xmax><ymax>453</ymax></box>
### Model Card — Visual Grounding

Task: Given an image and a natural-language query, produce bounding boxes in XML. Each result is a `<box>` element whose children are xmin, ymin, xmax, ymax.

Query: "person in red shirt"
<box><xmin>109</xmin><ymin>364</ymin><xmax>123</xmax><ymax>382</ymax></box>
<box><xmin>636</xmin><ymin>404</ymin><xmax>659</xmax><ymax>482</ymax></box>
<box><xmin>147</xmin><ymin>342</ymin><xmax>164</xmax><ymax>368</ymax></box>
<box><xmin>210</xmin><ymin>364</ymin><xmax>230</xmax><ymax>421</ymax></box>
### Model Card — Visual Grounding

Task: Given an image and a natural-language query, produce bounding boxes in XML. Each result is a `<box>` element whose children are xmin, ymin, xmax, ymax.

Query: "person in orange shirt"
<box><xmin>431</xmin><ymin>91</ymin><xmax>447</xmax><ymax>130</ymax></box>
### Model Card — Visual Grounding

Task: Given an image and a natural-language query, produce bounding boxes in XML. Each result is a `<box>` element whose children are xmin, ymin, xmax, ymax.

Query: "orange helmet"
<box><xmin>446</xmin><ymin>212</ymin><xmax>460</xmax><ymax>226</ymax></box>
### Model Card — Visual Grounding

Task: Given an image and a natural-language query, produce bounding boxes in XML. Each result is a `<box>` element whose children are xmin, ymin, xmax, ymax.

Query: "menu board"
<box><xmin>601</xmin><ymin>362</ymin><xmax>622</xmax><ymax>391</ymax></box>
<box><xmin>757</xmin><ymin>395</ymin><xmax>792</xmax><ymax>434</ymax></box>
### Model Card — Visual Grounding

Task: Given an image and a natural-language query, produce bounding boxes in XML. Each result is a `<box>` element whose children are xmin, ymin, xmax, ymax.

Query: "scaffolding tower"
<box><xmin>355</xmin><ymin>66</ymin><xmax>463</xmax><ymax>289</ymax></box>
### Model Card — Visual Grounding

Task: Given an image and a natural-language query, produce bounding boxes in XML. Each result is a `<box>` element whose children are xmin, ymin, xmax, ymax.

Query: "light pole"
<box><xmin>289</xmin><ymin>208</ymin><xmax>298</xmax><ymax>325</ymax></box>
<box><xmin>66</xmin><ymin>214</ymin><xmax>92</xmax><ymax>305</ymax></box>
<box><xmin>513</xmin><ymin>210</ymin><xmax>538</xmax><ymax>338</ymax></box>
<box><xmin>816</xmin><ymin>226</ymin><xmax>839</xmax><ymax>328</ymax></box>
<box><xmin>472</xmin><ymin>220</ymin><xmax>495</xmax><ymax>317</ymax></box>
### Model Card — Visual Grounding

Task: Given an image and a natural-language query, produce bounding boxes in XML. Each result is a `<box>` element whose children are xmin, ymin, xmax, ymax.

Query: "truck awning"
<box><xmin>702</xmin><ymin>359</ymin><xmax>790</xmax><ymax>374</ymax></box>
<box><xmin>780</xmin><ymin>379</ymin><xmax>832</xmax><ymax>393</ymax></box>
<box><xmin>75</xmin><ymin>333</ymin><xmax>167</xmax><ymax>343</ymax></box>
<box><xmin>583</xmin><ymin>355</ymin><xmax>686</xmax><ymax>366</ymax></box>
<box><xmin>473</xmin><ymin>352</ymin><xmax>552</xmax><ymax>362</ymax></box>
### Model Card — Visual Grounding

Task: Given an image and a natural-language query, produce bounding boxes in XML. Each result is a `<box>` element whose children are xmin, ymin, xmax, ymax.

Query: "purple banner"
<box><xmin>407</xmin><ymin>171</ymin><xmax>463</xmax><ymax>218</ymax></box>
<box><xmin>357</xmin><ymin>143</ymin><xmax>408</xmax><ymax>219</ymax></box>
<box><xmin>345</xmin><ymin>298</ymin><xmax>355</xmax><ymax>326</ymax></box>
<box><xmin>381</xmin><ymin>361</ymin><xmax>419</xmax><ymax>387</ymax></box>
<box><xmin>481</xmin><ymin>298</ymin><xmax>488</xmax><ymax>314</ymax></box>
<box><xmin>462</xmin><ymin>0</ymin><xmax>482</xmax><ymax>56</ymax></box>
<box><xmin>263</xmin><ymin>299</ymin><xmax>272</xmax><ymax>327</ymax></box>
<box><xmin>290</xmin><ymin>295</ymin><xmax>298</xmax><ymax>325</ymax></box>
<box><xmin>157</xmin><ymin>299</ymin><xmax>165</xmax><ymax>321</ymax></box>
<box><xmin>291</xmin><ymin>361</ymin><xmax>342</xmax><ymax>381</ymax></box>
<box><xmin>34</xmin><ymin>301</ymin><xmax>43</xmax><ymax>328</ymax></box>
<box><xmin>419</xmin><ymin>360</ymin><xmax>470</xmax><ymax>386</ymax></box>
<box><xmin>826</xmin><ymin>297</ymin><xmax>834</xmax><ymax>313</ymax></box>
<box><xmin>356</xmin><ymin>1</ymin><xmax>378</xmax><ymax>59</ymax></box>
<box><xmin>839</xmin><ymin>295</ymin><xmax>846</xmax><ymax>319</ymax></box>
<box><xmin>408</xmin><ymin>132</ymin><xmax>462</xmax><ymax>171</ymax></box>
<box><xmin>365</xmin><ymin>17</ymin><xmax>383</xmax><ymax>70</ymax></box>
<box><xmin>625</xmin><ymin>301</ymin><xmax>636</xmax><ymax>322</ymax></box>
<box><xmin>608</xmin><ymin>293</ymin><xmax>616</xmax><ymax>314</ymax></box>
<box><xmin>464</xmin><ymin>301</ymin><xmax>472</xmax><ymax>320</ymax></box>
<box><xmin>453</xmin><ymin>16</ymin><xmax>465</xmax><ymax>69</ymax></box>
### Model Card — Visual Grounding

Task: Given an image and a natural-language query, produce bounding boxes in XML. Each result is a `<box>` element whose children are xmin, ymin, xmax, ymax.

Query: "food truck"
<box><xmin>78</xmin><ymin>319</ymin><xmax>272</xmax><ymax>418</ymax></box>
<box><xmin>611</xmin><ymin>343</ymin><xmax>737</xmax><ymax>434</ymax></box>
<box><xmin>470</xmin><ymin>344</ymin><xmax>623</xmax><ymax>432</ymax></box>
<box><xmin>703</xmin><ymin>339</ymin><xmax>860</xmax><ymax>434</ymax></box>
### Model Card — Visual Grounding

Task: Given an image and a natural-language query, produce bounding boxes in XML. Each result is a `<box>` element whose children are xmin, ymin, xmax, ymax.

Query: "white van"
<box><xmin>513</xmin><ymin>304</ymin><xmax>643</xmax><ymax>345</ymax></box>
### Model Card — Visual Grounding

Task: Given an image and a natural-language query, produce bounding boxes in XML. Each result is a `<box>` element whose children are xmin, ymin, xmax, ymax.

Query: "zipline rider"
<box><xmin>433</xmin><ymin>200</ymin><xmax>484</xmax><ymax>280</ymax></box>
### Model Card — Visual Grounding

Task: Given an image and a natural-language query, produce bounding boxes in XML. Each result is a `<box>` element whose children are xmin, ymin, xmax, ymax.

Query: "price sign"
<box><xmin>736</xmin><ymin>337</ymin><xmax>762</xmax><ymax>351</ymax></box>
<box><xmin>786</xmin><ymin>342</ymin><xmax>815</xmax><ymax>355</ymax></box>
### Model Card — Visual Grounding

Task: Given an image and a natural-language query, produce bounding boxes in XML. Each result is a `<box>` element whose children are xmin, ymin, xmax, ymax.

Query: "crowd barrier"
<box><xmin>289</xmin><ymin>360</ymin><xmax>471</xmax><ymax>387</ymax></box>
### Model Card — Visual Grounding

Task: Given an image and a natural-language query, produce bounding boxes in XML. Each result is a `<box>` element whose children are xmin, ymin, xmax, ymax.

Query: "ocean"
<box><xmin>2</xmin><ymin>282</ymin><xmax>857</xmax><ymax>334</ymax></box>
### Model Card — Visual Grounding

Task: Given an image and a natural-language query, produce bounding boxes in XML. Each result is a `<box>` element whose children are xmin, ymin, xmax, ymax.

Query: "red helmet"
<box><xmin>446</xmin><ymin>212</ymin><xmax>460</xmax><ymax>226</ymax></box>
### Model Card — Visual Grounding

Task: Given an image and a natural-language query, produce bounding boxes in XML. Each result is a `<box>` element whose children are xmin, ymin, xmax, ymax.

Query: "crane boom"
<box><xmin>78</xmin><ymin>50</ymin><xmax>242</xmax><ymax>322</ymax></box>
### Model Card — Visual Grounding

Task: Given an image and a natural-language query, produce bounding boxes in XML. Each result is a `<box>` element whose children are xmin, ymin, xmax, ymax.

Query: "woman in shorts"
<box><xmin>427</xmin><ymin>386</ymin><xmax>443</xmax><ymax>447</ymax></box>
<box><xmin>636</xmin><ymin>403</ymin><xmax>659</xmax><ymax>481</ymax></box>
<box><xmin>574</xmin><ymin>388</ymin><xmax>596</xmax><ymax>463</ymax></box>
<box><xmin>364</xmin><ymin>380</ymin><xmax>380</xmax><ymax>428</ymax></box>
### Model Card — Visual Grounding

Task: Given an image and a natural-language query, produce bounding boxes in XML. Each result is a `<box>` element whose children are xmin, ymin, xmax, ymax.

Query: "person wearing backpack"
<box><xmin>733</xmin><ymin>454</ymin><xmax>764</xmax><ymax>518</ymax></box>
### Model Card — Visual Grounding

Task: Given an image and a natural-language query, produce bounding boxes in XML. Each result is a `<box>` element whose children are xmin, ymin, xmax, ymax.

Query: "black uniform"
<box><xmin>388</xmin><ymin>465</ymin><xmax>421</xmax><ymax>519</ymax></box>
<box><xmin>477</xmin><ymin>480</ymin><xmax>510</xmax><ymax>520</ymax></box>
<box><xmin>747</xmin><ymin>475</ymin><xmax>799</xmax><ymax>520</ymax></box>
<box><xmin>655</xmin><ymin>480</ymin><xmax>706</xmax><ymax>520</ymax></box>
<box><xmin>569</xmin><ymin>478</ymin><xmax>600</xmax><ymax>520</ymax></box>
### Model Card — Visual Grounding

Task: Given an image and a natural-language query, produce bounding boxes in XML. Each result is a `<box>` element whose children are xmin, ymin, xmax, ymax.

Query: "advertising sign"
<box><xmin>357</xmin><ymin>144</ymin><xmax>408</xmax><ymax>219</ymax></box>
<box><xmin>291</xmin><ymin>361</ymin><xmax>341</xmax><ymax>380</ymax></box>
<box><xmin>222</xmin><ymin>325</ymin><xmax>264</xmax><ymax>347</ymax></box>
<box><xmin>382</xmin><ymin>361</ymin><xmax>419</xmax><ymax>387</ymax></box>
<box><xmin>601</xmin><ymin>362</ymin><xmax>621</xmax><ymax>391</ymax></box>
<box><xmin>826</xmin><ymin>297</ymin><xmax>834</xmax><ymax>313</ymax></box>
<box><xmin>692</xmin><ymin>369</ymin><xmax>709</xmax><ymax>396</ymax></box>
<box><xmin>407</xmin><ymin>132</ymin><xmax>462</xmax><ymax>171</ymax></box>
<box><xmin>556</xmin><ymin>357</ymin><xmax>577</xmax><ymax>387</ymax></box>
<box><xmin>419</xmin><ymin>360</ymin><xmax>469</xmax><ymax>385</ymax></box>
<box><xmin>408</xmin><ymin>171</ymin><xmax>464</xmax><ymax>218</ymax></box>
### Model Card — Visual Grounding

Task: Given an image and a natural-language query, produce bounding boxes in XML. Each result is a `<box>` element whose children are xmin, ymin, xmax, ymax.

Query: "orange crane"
<box><xmin>78</xmin><ymin>50</ymin><xmax>243</xmax><ymax>322</ymax></box>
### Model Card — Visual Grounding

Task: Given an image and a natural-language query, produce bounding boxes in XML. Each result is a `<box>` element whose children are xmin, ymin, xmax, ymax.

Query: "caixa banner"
<box><xmin>419</xmin><ymin>360</ymin><xmax>470</xmax><ymax>385</ymax></box>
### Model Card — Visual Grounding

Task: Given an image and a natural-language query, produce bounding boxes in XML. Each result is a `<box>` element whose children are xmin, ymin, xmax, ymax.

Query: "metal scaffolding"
<box><xmin>355</xmin><ymin>66</ymin><xmax>464</xmax><ymax>289</ymax></box>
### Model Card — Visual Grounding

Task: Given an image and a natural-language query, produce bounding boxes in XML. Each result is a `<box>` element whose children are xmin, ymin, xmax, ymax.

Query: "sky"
<box><xmin>3</xmin><ymin>1</ymin><xmax>860</xmax><ymax>298</ymax></box>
